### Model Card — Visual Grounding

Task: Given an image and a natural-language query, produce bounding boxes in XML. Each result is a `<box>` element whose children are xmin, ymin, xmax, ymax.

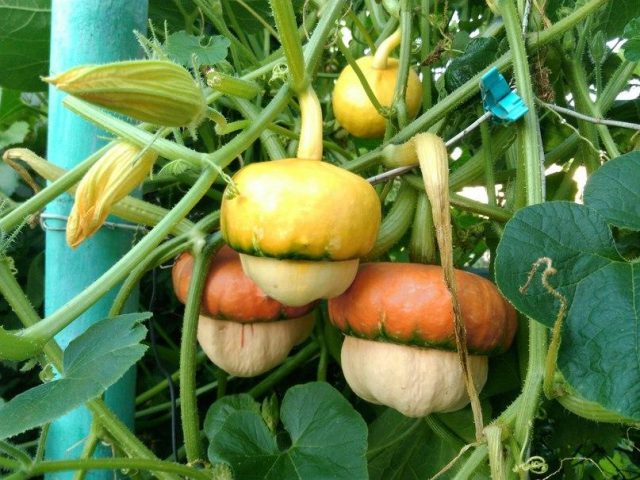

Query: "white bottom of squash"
<box><xmin>197</xmin><ymin>313</ymin><xmax>315</xmax><ymax>377</ymax></box>
<box><xmin>341</xmin><ymin>336</ymin><xmax>488</xmax><ymax>417</ymax></box>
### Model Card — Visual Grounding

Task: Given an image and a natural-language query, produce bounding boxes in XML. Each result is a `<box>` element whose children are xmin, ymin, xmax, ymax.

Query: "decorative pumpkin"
<box><xmin>332</xmin><ymin>56</ymin><xmax>422</xmax><ymax>139</ymax></box>
<box><xmin>328</xmin><ymin>262</ymin><xmax>517</xmax><ymax>417</ymax></box>
<box><xmin>221</xmin><ymin>87</ymin><xmax>381</xmax><ymax>307</ymax></box>
<box><xmin>172</xmin><ymin>246</ymin><xmax>316</xmax><ymax>377</ymax></box>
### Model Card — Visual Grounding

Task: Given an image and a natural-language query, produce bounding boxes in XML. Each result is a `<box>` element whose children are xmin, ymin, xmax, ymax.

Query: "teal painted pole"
<box><xmin>45</xmin><ymin>1</ymin><xmax>148</xmax><ymax>477</ymax></box>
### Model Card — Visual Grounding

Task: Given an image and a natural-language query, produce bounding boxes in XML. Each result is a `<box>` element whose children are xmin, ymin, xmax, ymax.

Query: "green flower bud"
<box><xmin>45</xmin><ymin>60</ymin><xmax>207</xmax><ymax>128</ymax></box>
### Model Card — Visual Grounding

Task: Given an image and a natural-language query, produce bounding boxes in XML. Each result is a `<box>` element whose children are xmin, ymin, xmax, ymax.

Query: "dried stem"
<box><xmin>414</xmin><ymin>133</ymin><xmax>484</xmax><ymax>440</ymax></box>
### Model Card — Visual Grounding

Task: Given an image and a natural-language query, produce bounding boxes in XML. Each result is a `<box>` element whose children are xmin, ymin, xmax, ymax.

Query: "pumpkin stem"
<box><xmin>296</xmin><ymin>86</ymin><xmax>323</xmax><ymax>161</ymax></box>
<box><xmin>414</xmin><ymin>132</ymin><xmax>485</xmax><ymax>441</ymax></box>
<box><xmin>372</xmin><ymin>28</ymin><xmax>401</xmax><ymax>69</ymax></box>
<box><xmin>380</xmin><ymin>136</ymin><xmax>418</xmax><ymax>167</ymax></box>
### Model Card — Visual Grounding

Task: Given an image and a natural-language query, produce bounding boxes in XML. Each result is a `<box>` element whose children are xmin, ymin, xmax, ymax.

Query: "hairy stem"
<box><xmin>500</xmin><ymin>0</ymin><xmax>547</xmax><ymax>456</ymax></box>
<box><xmin>180</xmin><ymin>233</ymin><xmax>224</xmax><ymax>462</ymax></box>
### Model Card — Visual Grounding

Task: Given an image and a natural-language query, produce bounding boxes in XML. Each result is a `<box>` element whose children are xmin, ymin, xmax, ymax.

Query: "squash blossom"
<box><xmin>45</xmin><ymin>60</ymin><xmax>207</xmax><ymax>128</ymax></box>
<box><xmin>66</xmin><ymin>142</ymin><xmax>157</xmax><ymax>248</ymax></box>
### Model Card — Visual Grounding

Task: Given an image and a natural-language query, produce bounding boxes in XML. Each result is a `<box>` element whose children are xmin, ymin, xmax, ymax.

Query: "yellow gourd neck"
<box><xmin>372</xmin><ymin>29</ymin><xmax>401</xmax><ymax>70</ymax></box>
<box><xmin>297</xmin><ymin>86</ymin><xmax>323</xmax><ymax>161</ymax></box>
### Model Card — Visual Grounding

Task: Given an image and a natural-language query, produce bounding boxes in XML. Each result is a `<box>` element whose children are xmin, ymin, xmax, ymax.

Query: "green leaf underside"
<box><xmin>583</xmin><ymin>152</ymin><xmax>640</xmax><ymax>230</ymax></box>
<box><xmin>495</xmin><ymin>173</ymin><xmax>640</xmax><ymax>419</ymax></box>
<box><xmin>207</xmin><ymin>382</ymin><xmax>368</xmax><ymax>480</ymax></box>
<box><xmin>0</xmin><ymin>313</ymin><xmax>149</xmax><ymax>439</ymax></box>
<box><xmin>444</xmin><ymin>37</ymin><xmax>498</xmax><ymax>93</ymax></box>
<box><xmin>0</xmin><ymin>0</ymin><xmax>51</xmax><ymax>92</ymax></box>
<box><xmin>367</xmin><ymin>409</ymin><xmax>489</xmax><ymax>479</ymax></box>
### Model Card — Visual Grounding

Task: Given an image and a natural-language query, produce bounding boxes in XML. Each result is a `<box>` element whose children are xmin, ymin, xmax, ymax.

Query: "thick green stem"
<box><xmin>485</xmin><ymin>425</ymin><xmax>507</xmax><ymax>480</ymax></box>
<box><xmin>231</xmin><ymin>98</ymin><xmax>287</xmax><ymax>160</ymax></box>
<box><xmin>392</xmin><ymin>6</ymin><xmax>412</xmax><ymax>129</ymax></box>
<box><xmin>270</xmin><ymin>0</ymin><xmax>307</xmax><ymax>93</ymax></box>
<box><xmin>205</xmin><ymin>70</ymin><xmax>262</xmax><ymax>99</ymax></box>
<box><xmin>25</xmin><ymin>458</ymin><xmax>211</xmax><ymax>480</ymax></box>
<box><xmin>480</xmin><ymin>112</ymin><xmax>497</xmax><ymax>206</ymax></box>
<box><xmin>500</xmin><ymin>0</ymin><xmax>547</xmax><ymax>458</ymax></box>
<box><xmin>0</xmin><ymin>441</ymin><xmax>31</xmax><ymax>466</ymax></box>
<box><xmin>0</xmin><ymin>456</ymin><xmax>21</xmax><ymax>471</ymax></box>
<box><xmin>420</xmin><ymin>0</ymin><xmax>433</xmax><ymax>110</ymax></box>
<box><xmin>180</xmin><ymin>233</ymin><xmax>224</xmax><ymax>462</ymax></box>
<box><xmin>567</xmin><ymin>59</ymin><xmax>620</xmax><ymax>160</ymax></box>
<box><xmin>302</xmin><ymin>2</ymin><xmax>347</xmax><ymax>77</ymax></box>
<box><xmin>565</xmin><ymin>59</ymin><xmax>602</xmax><ymax>171</ymax></box>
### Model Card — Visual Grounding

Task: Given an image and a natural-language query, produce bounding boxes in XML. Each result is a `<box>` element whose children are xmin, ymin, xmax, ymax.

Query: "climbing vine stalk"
<box><xmin>499</xmin><ymin>0</ymin><xmax>547</xmax><ymax>473</ymax></box>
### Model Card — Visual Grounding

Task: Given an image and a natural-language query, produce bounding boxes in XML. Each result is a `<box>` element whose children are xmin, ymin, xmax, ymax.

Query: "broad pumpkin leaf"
<box><xmin>0</xmin><ymin>0</ymin><xmax>51</xmax><ymax>92</ymax></box>
<box><xmin>204</xmin><ymin>393</ymin><xmax>262</xmax><ymax>441</ymax></box>
<box><xmin>206</xmin><ymin>382</ymin><xmax>368</xmax><ymax>480</ymax></box>
<box><xmin>0</xmin><ymin>313</ymin><xmax>149</xmax><ymax>439</ymax></box>
<box><xmin>583</xmin><ymin>152</ymin><xmax>640</xmax><ymax>230</ymax></box>
<box><xmin>367</xmin><ymin>409</ymin><xmax>490</xmax><ymax>480</ymax></box>
<box><xmin>495</xmin><ymin>153</ymin><xmax>640</xmax><ymax>419</ymax></box>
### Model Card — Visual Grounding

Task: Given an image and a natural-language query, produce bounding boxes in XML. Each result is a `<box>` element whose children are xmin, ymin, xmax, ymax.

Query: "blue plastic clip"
<box><xmin>480</xmin><ymin>67</ymin><xmax>528</xmax><ymax>123</ymax></box>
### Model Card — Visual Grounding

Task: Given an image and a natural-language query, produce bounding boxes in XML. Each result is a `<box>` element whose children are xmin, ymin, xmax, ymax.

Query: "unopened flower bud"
<box><xmin>66</xmin><ymin>142</ymin><xmax>157</xmax><ymax>248</ymax></box>
<box><xmin>45</xmin><ymin>60</ymin><xmax>207</xmax><ymax>128</ymax></box>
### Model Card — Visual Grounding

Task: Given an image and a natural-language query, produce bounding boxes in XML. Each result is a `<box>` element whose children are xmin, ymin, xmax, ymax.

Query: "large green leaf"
<box><xmin>367</xmin><ymin>409</ymin><xmax>489</xmax><ymax>480</ymax></box>
<box><xmin>583</xmin><ymin>151</ymin><xmax>640</xmax><ymax>230</ymax></box>
<box><xmin>0</xmin><ymin>0</ymin><xmax>51</xmax><ymax>92</ymax></box>
<box><xmin>495</xmin><ymin>153</ymin><xmax>640</xmax><ymax>419</ymax></box>
<box><xmin>206</xmin><ymin>382</ymin><xmax>368</xmax><ymax>480</ymax></box>
<box><xmin>0</xmin><ymin>313</ymin><xmax>149</xmax><ymax>439</ymax></box>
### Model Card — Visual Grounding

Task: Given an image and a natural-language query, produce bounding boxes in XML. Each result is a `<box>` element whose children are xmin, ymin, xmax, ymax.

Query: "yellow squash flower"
<box><xmin>66</xmin><ymin>142</ymin><xmax>157</xmax><ymax>248</ymax></box>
